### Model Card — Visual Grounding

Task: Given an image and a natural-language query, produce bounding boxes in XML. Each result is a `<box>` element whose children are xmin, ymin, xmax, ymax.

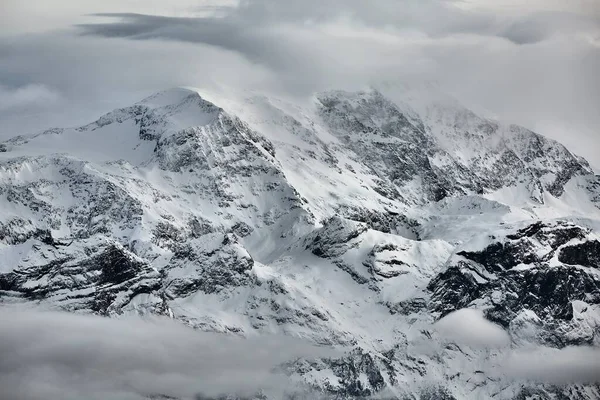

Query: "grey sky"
<box><xmin>0</xmin><ymin>0</ymin><xmax>598</xmax><ymax>165</ymax></box>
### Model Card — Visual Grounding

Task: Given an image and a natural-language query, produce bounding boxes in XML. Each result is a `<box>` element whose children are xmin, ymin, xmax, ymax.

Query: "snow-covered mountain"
<box><xmin>1</xmin><ymin>87</ymin><xmax>599</xmax><ymax>399</ymax></box>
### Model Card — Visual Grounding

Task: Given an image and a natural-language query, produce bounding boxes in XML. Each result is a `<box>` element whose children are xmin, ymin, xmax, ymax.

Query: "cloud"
<box><xmin>460</xmin><ymin>0</ymin><xmax>600</xmax><ymax>18</ymax></box>
<box><xmin>78</xmin><ymin>13</ymin><xmax>313</xmax><ymax>73</ymax></box>
<box><xmin>0</xmin><ymin>308</ymin><xmax>336</xmax><ymax>400</ymax></box>
<box><xmin>434</xmin><ymin>308</ymin><xmax>511</xmax><ymax>349</ymax></box>
<box><xmin>3</xmin><ymin>306</ymin><xmax>597</xmax><ymax>400</ymax></box>
<box><xmin>0</xmin><ymin>84</ymin><xmax>61</xmax><ymax>111</ymax></box>
<box><xmin>502</xmin><ymin>346</ymin><xmax>600</xmax><ymax>384</ymax></box>
<box><xmin>498</xmin><ymin>11</ymin><xmax>600</xmax><ymax>44</ymax></box>
<box><xmin>431</xmin><ymin>308</ymin><xmax>600</xmax><ymax>385</ymax></box>
<box><xmin>0</xmin><ymin>0</ymin><xmax>226</xmax><ymax>35</ymax></box>
<box><xmin>0</xmin><ymin>32</ymin><xmax>275</xmax><ymax>136</ymax></box>
<box><xmin>77</xmin><ymin>1</ymin><xmax>600</xmax><ymax>49</ymax></box>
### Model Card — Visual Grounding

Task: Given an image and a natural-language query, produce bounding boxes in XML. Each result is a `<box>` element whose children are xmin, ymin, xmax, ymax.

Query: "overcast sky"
<box><xmin>0</xmin><ymin>0</ymin><xmax>598</xmax><ymax>164</ymax></box>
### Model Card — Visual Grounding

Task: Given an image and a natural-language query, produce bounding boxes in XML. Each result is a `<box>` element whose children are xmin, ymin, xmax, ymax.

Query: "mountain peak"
<box><xmin>1</xmin><ymin>87</ymin><xmax>600</xmax><ymax>399</ymax></box>
<box><xmin>138</xmin><ymin>87</ymin><xmax>209</xmax><ymax>109</ymax></box>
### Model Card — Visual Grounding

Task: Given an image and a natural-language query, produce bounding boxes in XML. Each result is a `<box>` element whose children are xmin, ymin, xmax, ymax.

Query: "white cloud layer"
<box><xmin>503</xmin><ymin>346</ymin><xmax>600</xmax><ymax>384</ymax></box>
<box><xmin>432</xmin><ymin>308</ymin><xmax>600</xmax><ymax>385</ymax></box>
<box><xmin>0</xmin><ymin>308</ymin><xmax>335</xmax><ymax>400</ymax></box>
<box><xmin>434</xmin><ymin>308</ymin><xmax>511</xmax><ymax>349</ymax></box>
<box><xmin>0</xmin><ymin>84</ymin><xmax>62</xmax><ymax>111</ymax></box>
<box><xmin>1</xmin><ymin>306</ymin><xmax>598</xmax><ymax>400</ymax></box>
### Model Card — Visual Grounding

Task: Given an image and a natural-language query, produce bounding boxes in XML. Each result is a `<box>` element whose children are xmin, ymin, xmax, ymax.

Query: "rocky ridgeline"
<box><xmin>0</xmin><ymin>88</ymin><xmax>599</xmax><ymax>399</ymax></box>
<box><xmin>429</xmin><ymin>221</ymin><xmax>600</xmax><ymax>347</ymax></box>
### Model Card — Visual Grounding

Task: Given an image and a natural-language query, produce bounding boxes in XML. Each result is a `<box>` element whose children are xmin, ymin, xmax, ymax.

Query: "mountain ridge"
<box><xmin>1</xmin><ymin>87</ymin><xmax>599</xmax><ymax>399</ymax></box>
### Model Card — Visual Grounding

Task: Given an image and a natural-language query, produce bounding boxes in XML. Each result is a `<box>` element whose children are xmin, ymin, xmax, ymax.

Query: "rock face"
<box><xmin>1</xmin><ymin>87</ymin><xmax>600</xmax><ymax>399</ymax></box>
<box><xmin>429</xmin><ymin>221</ymin><xmax>600</xmax><ymax>348</ymax></box>
<box><xmin>317</xmin><ymin>90</ymin><xmax>592</xmax><ymax>205</ymax></box>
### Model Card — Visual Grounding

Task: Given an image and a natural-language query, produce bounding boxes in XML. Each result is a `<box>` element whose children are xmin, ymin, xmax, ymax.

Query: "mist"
<box><xmin>0</xmin><ymin>308</ymin><xmax>336</xmax><ymax>400</ymax></box>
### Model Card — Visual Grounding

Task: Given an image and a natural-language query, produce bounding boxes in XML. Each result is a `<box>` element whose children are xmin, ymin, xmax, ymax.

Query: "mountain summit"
<box><xmin>1</xmin><ymin>87</ymin><xmax>599</xmax><ymax>399</ymax></box>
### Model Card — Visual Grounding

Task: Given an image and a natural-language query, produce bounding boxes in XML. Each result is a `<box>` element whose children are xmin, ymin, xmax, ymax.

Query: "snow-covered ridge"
<box><xmin>1</xmin><ymin>87</ymin><xmax>599</xmax><ymax>399</ymax></box>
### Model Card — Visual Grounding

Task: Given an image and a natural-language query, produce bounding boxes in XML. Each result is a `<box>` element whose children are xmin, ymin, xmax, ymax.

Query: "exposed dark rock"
<box><xmin>458</xmin><ymin>221</ymin><xmax>588</xmax><ymax>273</ymax></box>
<box><xmin>231</xmin><ymin>221</ymin><xmax>254</xmax><ymax>237</ymax></box>
<box><xmin>153</xmin><ymin>222</ymin><xmax>184</xmax><ymax>249</ymax></box>
<box><xmin>334</xmin><ymin>260</ymin><xmax>371</xmax><ymax>286</ymax></box>
<box><xmin>322</xmin><ymin>350</ymin><xmax>387</xmax><ymax>398</ymax></box>
<box><xmin>306</xmin><ymin>217</ymin><xmax>368</xmax><ymax>259</ymax></box>
<box><xmin>95</xmin><ymin>245</ymin><xmax>146</xmax><ymax>285</ymax></box>
<box><xmin>506</xmin><ymin>221</ymin><xmax>546</xmax><ymax>240</ymax></box>
<box><xmin>428</xmin><ymin>264</ymin><xmax>484</xmax><ymax>318</ymax></box>
<box><xmin>558</xmin><ymin>240</ymin><xmax>600</xmax><ymax>268</ymax></box>
<box><xmin>505</xmin><ymin>221</ymin><xmax>586</xmax><ymax>248</ymax></box>
<box><xmin>418</xmin><ymin>387</ymin><xmax>457</xmax><ymax>400</ymax></box>
<box><xmin>337</xmin><ymin>206</ymin><xmax>420</xmax><ymax>239</ymax></box>
<box><xmin>0</xmin><ymin>242</ymin><xmax>160</xmax><ymax>314</ymax></box>
<box><xmin>188</xmin><ymin>216</ymin><xmax>215</xmax><ymax>238</ymax></box>
<box><xmin>483</xmin><ymin>266</ymin><xmax>600</xmax><ymax>328</ymax></box>
<box><xmin>430</xmin><ymin>229</ymin><xmax>600</xmax><ymax>346</ymax></box>
<box><xmin>457</xmin><ymin>241</ymin><xmax>539</xmax><ymax>272</ymax></box>
<box><xmin>512</xmin><ymin>385</ymin><xmax>600</xmax><ymax>400</ymax></box>
<box><xmin>166</xmin><ymin>235</ymin><xmax>255</xmax><ymax>296</ymax></box>
<box><xmin>384</xmin><ymin>298</ymin><xmax>428</xmax><ymax>315</ymax></box>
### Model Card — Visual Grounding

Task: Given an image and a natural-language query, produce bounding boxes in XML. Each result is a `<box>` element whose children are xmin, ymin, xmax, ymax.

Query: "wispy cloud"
<box><xmin>0</xmin><ymin>84</ymin><xmax>61</xmax><ymax>111</ymax></box>
<box><xmin>503</xmin><ymin>346</ymin><xmax>600</xmax><ymax>384</ymax></box>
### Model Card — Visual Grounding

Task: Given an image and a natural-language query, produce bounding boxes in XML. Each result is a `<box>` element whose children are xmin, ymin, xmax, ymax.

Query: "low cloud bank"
<box><xmin>434</xmin><ymin>308</ymin><xmax>511</xmax><ymax>349</ymax></box>
<box><xmin>0</xmin><ymin>308</ymin><xmax>335</xmax><ymax>400</ymax></box>
<box><xmin>503</xmin><ymin>346</ymin><xmax>600</xmax><ymax>384</ymax></box>
<box><xmin>0</xmin><ymin>84</ymin><xmax>62</xmax><ymax>111</ymax></box>
<box><xmin>433</xmin><ymin>307</ymin><xmax>600</xmax><ymax>385</ymax></box>
<box><xmin>1</xmin><ymin>306</ymin><xmax>599</xmax><ymax>399</ymax></box>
